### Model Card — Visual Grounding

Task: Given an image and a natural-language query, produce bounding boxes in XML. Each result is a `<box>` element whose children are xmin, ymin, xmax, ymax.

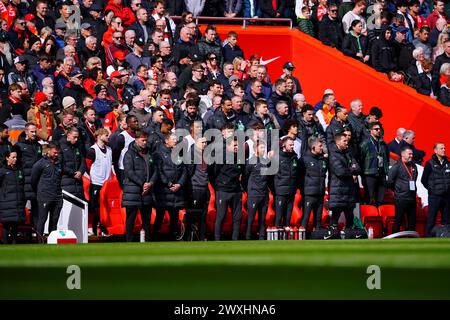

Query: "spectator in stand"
<box><xmin>172</xmin><ymin>26</ymin><xmax>200</xmax><ymax>72</ymax></box>
<box><xmin>224</xmin><ymin>0</ymin><xmax>242</xmax><ymax>18</ymax></box>
<box><xmin>105</xmin><ymin>0</ymin><xmax>136</xmax><ymax>28</ymax></box>
<box><xmin>260</xmin><ymin>0</ymin><xmax>284</xmax><ymax>18</ymax></box>
<box><xmin>102</xmin><ymin>16</ymin><xmax>124</xmax><ymax>49</ymax></box>
<box><xmin>342</xmin><ymin>20</ymin><xmax>370</xmax><ymax>64</ymax></box>
<box><xmin>243</xmin><ymin>0</ymin><xmax>262</xmax><ymax>18</ymax></box>
<box><xmin>429</xmin><ymin>18</ymin><xmax>448</xmax><ymax>48</ymax></box>
<box><xmin>342</xmin><ymin>0</ymin><xmax>367</xmax><ymax>35</ymax></box>
<box><xmin>413</xmin><ymin>26</ymin><xmax>432</xmax><ymax>60</ymax></box>
<box><xmin>432</xmin><ymin>32</ymin><xmax>449</xmax><ymax>62</ymax></box>
<box><xmin>427</xmin><ymin>0</ymin><xmax>448</xmax><ymax>30</ymax></box>
<box><xmin>319</xmin><ymin>3</ymin><xmax>343</xmax><ymax>49</ymax></box>
<box><xmin>399</xmin><ymin>130</ymin><xmax>426</xmax><ymax>165</ymax></box>
<box><xmin>416</xmin><ymin>59</ymin><xmax>435</xmax><ymax>97</ymax></box>
<box><xmin>34</xmin><ymin>0</ymin><xmax>55</xmax><ymax>32</ymax></box>
<box><xmin>439</xmin><ymin>75</ymin><xmax>450</xmax><ymax>106</ymax></box>
<box><xmin>26</xmin><ymin>91</ymin><xmax>56</xmax><ymax>142</ymax></box>
<box><xmin>104</xmin><ymin>102</ymin><xmax>124</xmax><ymax>134</ymax></box>
<box><xmin>222</xmin><ymin>31</ymin><xmax>244</xmax><ymax>64</ymax></box>
<box><xmin>394</xmin><ymin>26</ymin><xmax>415</xmax><ymax>72</ymax></box>
<box><xmin>409</xmin><ymin>0</ymin><xmax>427</xmax><ymax>30</ymax></box>
<box><xmin>93</xmin><ymin>84</ymin><xmax>112</xmax><ymax>123</ymax></box>
<box><xmin>298</xmin><ymin>6</ymin><xmax>315</xmax><ymax>37</ymax></box>
<box><xmin>0</xmin><ymin>149</ymin><xmax>25</xmax><ymax>244</ymax></box>
<box><xmin>387</xmin><ymin>146</ymin><xmax>418</xmax><ymax>233</ymax></box>
<box><xmin>129</xmin><ymin>7</ymin><xmax>154</xmax><ymax>44</ymax></box>
<box><xmin>86</xmin><ymin>128</ymin><xmax>112</xmax><ymax>236</ymax></box>
<box><xmin>371</xmin><ymin>25</ymin><xmax>398</xmax><ymax>73</ymax></box>
<box><xmin>388</xmin><ymin>127</ymin><xmax>406</xmax><ymax>155</ymax></box>
<box><xmin>315</xmin><ymin>93</ymin><xmax>336</xmax><ymax>131</ymax></box>
<box><xmin>432</xmin><ymin>40</ymin><xmax>450</xmax><ymax>95</ymax></box>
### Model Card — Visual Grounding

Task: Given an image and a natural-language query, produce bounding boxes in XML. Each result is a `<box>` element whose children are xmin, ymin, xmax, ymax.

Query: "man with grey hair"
<box><xmin>129</xmin><ymin>95</ymin><xmax>152</xmax><ymax>129</ymax></box>
<box><xmin>348</xmin><ymin>98</ymin><xmax>367</xmax><ymax>146</ymax></box>
<box><xmin>172</xmin><ymin>26</ymin><xmax>200</xmax><ymax>71</ymax></box>
<box><xmin>399</xmin><ymin>130</ymin><xmax>426</xmax><ymax>165</ymax></box>
<box><xmin>124</xmin><ymin>29</ymin><xmax>136</xmax><ymax>51</ymax></box>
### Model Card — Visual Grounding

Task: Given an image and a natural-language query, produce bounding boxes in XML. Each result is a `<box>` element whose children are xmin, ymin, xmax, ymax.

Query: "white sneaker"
<box><xmin>88</xmin><ymin>228</ymin><xmax>94</xmax><ymax>236</ymax></box>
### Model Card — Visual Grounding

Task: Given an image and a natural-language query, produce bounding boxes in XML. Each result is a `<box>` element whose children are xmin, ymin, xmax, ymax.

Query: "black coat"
<box><xmin>206</xmin><ymin>107</ymin><xmax>237</xmax><ymax>130</ymax></box>
<box><xmin>210</xmin><ymin>145</ymin><xmax>245</xmax><ymax>193</ymax></box>
<box><xmin>328</xmin><ymin>143</ymin><xmax>361</xmax><ymax>208</ymax></box>
<box><xmin>297</xmin><ymin>116</ymin><xmax>324</xmax><ymax>155</ymax></box>
<box><xmin>299</xmin><ymin>151</ymin><xmax>328</xmax><ymax>197</ymax></box>
<box><xmin>16</xmin><ymin>138</ymin><xmax>43</xmax><ymax>199</ymax></box>
<box><xmin>60</xmin><ymin>139</ymin><xmax>86</xmax><ymax>200</ymax></box>
<box><xmin>128</xmin><ymin>21</ymin><xmax>155</xmax><ymax>43</ymax></box>
<box><xmin>319</xmin><ymin>14</ymin><xmax>343</xmax><ymax>48</ymax></box>
<box><xmin>432</xmin><ymin>52</ymin><xmax>450</xmax><ymax>95</ymax></box>
<box><xmin>398</xmin><ymin>140</ymin><xmax>426</xmax><ymax>166</ymax></box>
<box><xmin>415</xmin><ymin>73</ymin><xmax>433</xmax><ymax>96</ymax></box>
<box><xmin>438</xmin><ymin>85</ymin><xmax>450</xmax><ymax>107</ymax></box>
<box><xmin>122</xmin><ymin>142</ymin><xmax>158</xmax><ymax>208</ymax></box>
<box><xmin>347</xmin><ymin>111</ymin><xmax>368</xmax><ymax>147</ymax></box>
<box><xmin>147</xmin><ymin>130</ymin><xmax>165</xmax><ymax>153</ymax></box>
<box><xmin>154</xmin><ymin>144</ymin><xmax>187</xmax><ymax>208</ymax></box>
<box><xmin>0</xmin><ymin>165</ymin><xmax>25</xmax><ymax>223</ymax></box>
<box><xmin>342</xmin><ymin>33</ymin><xmax>369</xmax><ymax>61</ymax></box>
<box><xmin>176</xmin><ymin>111</ymin><xmax>203</xmax><ymax>133</ymax></box>
<box><xmin>325</xmin><ymin>117</ymin><xmax>352</xmax><ymax>147</ymax></box>
<box><xmin>388</xmin><ymin>159</ymin><xmax>418</xmax><ymax>202</ymax></box>
<box><xmin>274</xmin><ymin>150</ymin><xmax>299</xmax><ymax>196</ymax></box>
<box><xmin>260</xmin><ymin>0</ymin><xmax>285</xmax><ymax>18</ymax></box>
<box><xmin>421</xmin><ymin>154</ymin><xmax>450</xmax><ymax>196</ymax></box>
<box><xmin>371</xmin><ymin>32</ymin><xmax>397</xmax><ymax>73</ymax></box>
<box><xmin>0</xmin><ymin>141</ymin><xmax>12</xmax><ymax>166</ymax></box>
<box><xmin>31</xmin><ymin>156</ymin><xmax>63</xmax><ymax>202</ymax></box>
<box><xmin>245</xmin><ymin>156</ymin><xmax>270</xmax><ymax>197</ymax></box>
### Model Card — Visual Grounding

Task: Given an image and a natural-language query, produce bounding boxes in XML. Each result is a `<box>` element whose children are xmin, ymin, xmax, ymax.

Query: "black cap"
<box><xmin>188</xmin><ymin>52</ymin><xmax>202</xmax><ymax>62</ymax></box>
<box><xmin>135</xmin><ymin>37</ymin><xmax>145</xmax><ymax>47</ymax></box>
<box><xmin>89</xmin><ymin>4</ymin><xmax>102</xmax><ymax>12</ymax></box>
<box><xmin>283</xmin><ymin>62</ymin><xmax>295</xmax><ymax>69</ymax></box>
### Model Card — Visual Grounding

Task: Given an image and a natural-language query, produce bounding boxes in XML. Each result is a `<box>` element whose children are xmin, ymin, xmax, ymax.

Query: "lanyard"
<box><xmin>402</xmin><ymin>161</ymin><xmax>413</xmax><ymax>180</ymax></box>
<box><xmin>370</xmin><ymin>137</ymin><xmax>379</xmax><ymax>153</ymax></box>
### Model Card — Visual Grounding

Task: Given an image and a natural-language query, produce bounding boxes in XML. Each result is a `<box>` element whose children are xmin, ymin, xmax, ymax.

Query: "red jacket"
<box><xmin>104</xmin><ymin>1</ymin><xmax>136</xmax><ymax>27</ymax></box>
<box><xmin>426</xmin><ymin>11</ymin><xmax>448</xmax><ymax>30</ymax></box>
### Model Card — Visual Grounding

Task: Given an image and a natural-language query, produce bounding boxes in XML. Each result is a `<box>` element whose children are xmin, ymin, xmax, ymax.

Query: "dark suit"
<box><xmin>388</xmin><ymin>139</ymin><xmax>402</xmax><ymax>156</ymax></box>
<box><xmin>260</xmin><ymin>0</ymin><xmax>285</xmax><ymax>18</ymax></box>
<box><xmin>415</xmin><ymin>73</ymin><xmax>433</xmax><ymax>96</ymax></box>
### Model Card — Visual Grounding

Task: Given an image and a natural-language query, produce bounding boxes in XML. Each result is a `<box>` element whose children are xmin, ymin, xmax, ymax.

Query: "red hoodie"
<box><xmin>104</xmin><ymin>0</ymin><xmax>136</xmax><ymax>27</ymax></box>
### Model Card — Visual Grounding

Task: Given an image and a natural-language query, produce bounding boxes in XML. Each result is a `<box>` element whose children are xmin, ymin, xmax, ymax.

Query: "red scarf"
<box><xmin>35</xmin><ymin>106</ymin><xmax>52</xmax><ymax>138</ymax></box>
<box><xmin>160</xmin><ymin>103</ymin><xmax>174</xmax><ymax>122</ymax></box>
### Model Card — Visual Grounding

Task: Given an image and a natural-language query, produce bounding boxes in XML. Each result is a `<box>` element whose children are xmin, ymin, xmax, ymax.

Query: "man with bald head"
<box><xmin>129</xmin><ymin>7</ymin><xmax>154</xmax><ymax>43</ymax></box>
<box><xmin>388</xmin><ymin>127</ymin><xmax>406</xmax><ymax>155</ymax></box>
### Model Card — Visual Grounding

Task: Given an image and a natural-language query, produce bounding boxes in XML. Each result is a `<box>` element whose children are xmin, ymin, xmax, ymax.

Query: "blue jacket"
<box><xmin>93</xmin><ymin>98</ymin><xmax>112</xmax><ymax>119</ymax></box>
<box><xmin>243</xmin><ymin>0</ymin><xmax>261</xmax><ymax>17</ymax></box>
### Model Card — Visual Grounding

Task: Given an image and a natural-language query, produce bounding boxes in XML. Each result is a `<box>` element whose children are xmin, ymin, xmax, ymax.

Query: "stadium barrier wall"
<box><xmin>209</xmin><ymin>25</ymin><xmax>450</xmax><ymax>159</ymax></box>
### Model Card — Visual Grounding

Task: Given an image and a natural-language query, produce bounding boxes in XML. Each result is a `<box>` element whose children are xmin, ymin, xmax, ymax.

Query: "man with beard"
<box><xmin>297</xmin><ymin>104</ymin><xmax>325</xmax><ymax>156</ymax></box>
<box><xmin>52</xmin><ymin>109</ymin><xmax>75</xmax><ymax>143</ymax></box>
<box><xmin>78</xmin><ymin>107</ymin><xmax>101</xmax><ymax>155</ymax></box>
<box><xmin>269</xmin><ymin>78</ymin><xmax>292</xmax><ymax>114</ymax></box>
<box><xmin>176</xmin><ymin>99</ymin><xmax>203</xmax><ymax>133</ymax></box>
<box><xmin>207</xmin><ymin>96</ymin><xmax>237</xmax><ymax>131</ymax></box>
<box><xmin>16</xmin><ymin>123</ymin><xmax>42</xmax><ymax>228</ymax></box>
<box><xmin>122</xmin><ymin>130</ymin><xmax>157</xmax><ymax>242</ymax></box>
<box><xmin>60</xmin><ymin>127</ymin><xmax>86</xmax><ymax>200</ymax></box>
<box><xmin>31</xmin><ymin>142</ymin><xmax>63</xmax><ymax>239</ymax></box>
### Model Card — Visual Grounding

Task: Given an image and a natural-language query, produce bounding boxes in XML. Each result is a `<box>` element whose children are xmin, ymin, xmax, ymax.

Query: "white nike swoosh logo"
<box><xmin>323</xmin><ymin>235</ymin><xmax>333</xmax><ymax>239</ymax></box>
<box><xmin>259</xmin><ymin>56</ymin><xmax>281</xmax><ymax>66</ymax></box>
<box><xmin>356</xmin><ymin>235</ymin><xmax>363</xmax><ymax>238</ymax></box>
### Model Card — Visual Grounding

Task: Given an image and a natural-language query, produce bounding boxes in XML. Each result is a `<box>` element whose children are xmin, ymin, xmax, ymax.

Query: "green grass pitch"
<box><xmin>1</xmin><ymin>239</ymin><xmax>450</xmax><ymax>300</ymax></box>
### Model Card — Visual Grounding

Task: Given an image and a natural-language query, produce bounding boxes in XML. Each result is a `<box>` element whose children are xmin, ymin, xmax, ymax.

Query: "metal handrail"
<box><xmin>170</xmin><ymin>16</ymin><xmax>293</xmax><ymax>29</ymax></box>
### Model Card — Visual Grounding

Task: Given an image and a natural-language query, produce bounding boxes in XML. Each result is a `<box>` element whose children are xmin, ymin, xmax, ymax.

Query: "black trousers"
<box><xmin>89</xmin><ymin>184</ymin><xmax>102</xmax><ymax>235</ymax></box>
<box><xmin>154</xmin><ymin>207</ymin><xmax>180</xmax><ymax>241</ymax></box>
<box><xmin>426</xmin><ymin>194</ymin><xmax>450</xmax><ymax>236</ymax></box>
<box><xmin>125</xmin><ymin>205</ymin><xmax>152</xmax><ymax>242</ymax></box>
<box><xmin>246</xmin><ymin>195</ymin><xmax>269</xmax><ymax>240</ymax></box>
<box><xmin>215</xmin><ymin>191</ymin><xmax>242</xmax><ymax>241</ymax></box>
<box><xmin>2</xmin><ymin>221</ymin><xmax>18</xmax><ymax>244</ymax></box>
<box><xmin>301</xmin><ymin>195</ymin><xmax>324</xmax><ymax>228</ymax></box>
<box><xmin>363</xmin><ymin>175</ymin><xmax>386</xmax><ymax>206</ymax></box>
<box><xmin>275</xmin><ymin>194</ymin><xmax>294</xmax><ymax>227</ymax></box>
<box><xmin>116</xmin><ymin>169</ymin><xmax>124</xmax><ymax>189</ymax></box>
<box><xmin>393</xmin><ymin>200</ymin><xmax>416</xmax><ymax>233</ymax></box>
<box><xmin>37</xmin><ymin>199</ymin><xmax>63</xmax><ymax>235</ymax></box>
<box><xmin>186</xmin><ymin>188</ymin><xmax>210</xmax><ymax>241</ymax></box>
<box><xmin>331</xmin><ymin>206</ymin><xmax>354</xmax><ymax>228</ymax></box>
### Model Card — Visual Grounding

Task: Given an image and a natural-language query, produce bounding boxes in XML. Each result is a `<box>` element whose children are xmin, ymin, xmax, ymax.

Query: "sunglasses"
<box><xmin>19</xmin><ymin>22</ymin><xmax>26</xmax><ymax>25</ymax></box>
<box><xmin>114</xmin><ymin>21</ymin><xmax>122</xmax><ymax>25</ymax></box>
<box><xmin>135</xmin><ymin>3</ymin><xmax>142</xmax><ymax>6</ymax></box>
<box><xmin>114</xmin><ymin>37</ymin><xmax>124</xmax><ymax>40</ymax></box>
<box><xmin>330</xmin><ymin>9</ymin><xmax>338</xmax><ymax>13</ymax></box>
<box><xmin>194</xmin><ymin>69</ymin><xmax>204</xmax><ymax>72</ymax></box>
<box><xmin>209</xmin><ymin>57</ymin><xmax>217</xmax><ymax>60</ymax></box>
<box><xmin>372</xmin><ymin>128</ymin><xmax>381</xmax><ymax>131</ymax></box>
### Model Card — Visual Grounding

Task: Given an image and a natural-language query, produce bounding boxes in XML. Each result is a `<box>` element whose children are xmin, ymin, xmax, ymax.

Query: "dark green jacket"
<box><xmin>297</xmin><ymin>17</ymin><xmax>315</xmax><ymax>37</ymax></box>
<box><xmin>360</xmin><ymin>137</ymin><xmax>389</xmax><ymax>176</ymax></box>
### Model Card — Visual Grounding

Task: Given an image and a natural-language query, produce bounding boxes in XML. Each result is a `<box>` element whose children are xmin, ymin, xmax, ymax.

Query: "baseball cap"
<box><xmin>25</xmin><ymin>14</ymin><xmax>36</xmax><ymax>22</ymax></box>
<box><xmin>55</xmin><ymin>22</ymin><xmax>67</xmax><ymax>30</ymax></box>
<box><xmin>94</xmin><ymin>84</ymin><xmax>107</xmax><ymax>95</ymax></box>
<box><xmin>228</xmin><ymin>75</ymin><xmax>239</xmax><ymax>84</ymax></box>
<box><xmin>89</xmin><ymin>4</ymin><xmax>102</xmax><ymax>12</ymax></box>
<box><xmin>80</xmin><ymin>22</ymin><xmax>92</xmax><ymax>30</ymax></box>
<box><xmin>135</xmin><ymin>37</ymin><xmax>145</xmax><ymax>47</ymax></box>
<box><xmin>283</xmin><ymin>62</ymin><xmax>295</xmax><ymax>69</ymax></box>
<box><xmin>396</xmin><ymin>26</ymin><xmax>408</xmax><ymax>33</ymax></box>
<box><xmin>62</xmin><ymin>96</ymin><xmax>76</xmax><ymax>109</ymax></box>
<box><xmin>14</xmin><ymin>56</ymin><xmax>28</xmax><ymax>64</ymax></box>
<box><xmin>113</xmin><ymin>51</ymin><xmax>127</xmax><ymax>61</ymax></box>
<box><xmin>324</xmin><ymin>88</ymin><xmax>334</xmax><ymax>95</ymax></box>
<box><xmin>188</xmin><ymin>52</ymin><xmax>202</xmax><ymax>62</ymax></box>
<box><xmin>110</xmin><ymin>70</ymin><xmax>123</xmax><ymax>79</ymax></box>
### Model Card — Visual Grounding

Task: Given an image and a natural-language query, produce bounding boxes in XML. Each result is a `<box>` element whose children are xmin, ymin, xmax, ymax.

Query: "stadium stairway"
<box><xmin>206</xmin><ymin>25</ymin><xmax>450</xmax><ymax>160</ymax></box>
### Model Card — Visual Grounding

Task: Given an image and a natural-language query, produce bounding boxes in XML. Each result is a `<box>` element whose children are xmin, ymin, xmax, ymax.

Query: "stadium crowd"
<box><xmin>0</xmin><ymin>0</ymin><xmax>449</xmax><ymax>244</ymax></box>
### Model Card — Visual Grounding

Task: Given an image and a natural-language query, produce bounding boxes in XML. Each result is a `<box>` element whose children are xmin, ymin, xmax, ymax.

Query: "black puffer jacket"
<box><xmin>274</xmin><ymin>150</ymin><xmax>299</xmax><ymax>196</ymax></box>
<box><xmin>206</xmin><ymin>107</ymin><xmax>237</xmax><ymax>130</ymax></box>
<box><xmin>328</xmin><ymin>143</ymin><xmax>361</xmax><ymax>208</ymax></box>
<box><xmin>347</xmin><ymin>111</ymin><xmax>368</xmax><ymax>147</ymax></box>
<box><xmin>388</xmin><ymin>159</ymin><xmax>418</xmax><ymax>202</ymax></box>
<box><xmin>211</xmin><ymin>150</ymin><xmax>245</xmax><ymax>193</ymax></box>
<box><xmin>122</xmin><ymin>142</ymin><xmax>158</xmax><ymax>208</ymax></box>
<box><xmin>245</xmin><ymin>156</ymin><xmax>270</xmax><ymax>197</ymax></box>
<box><xmin>31</xmin><ymin>155</ymin><xmax>63</xmax><ymax>202</ymax></box>
<box><xmin>147</xmin><ymin>130</ymin><xmax>165</xmax><ymax>153</ymax></box>
<box><xmin>154</xmin><ymin>144</ymin><xmax>187</xmax><ymax>208</ymax></box>
<box><xmin>176</xmin><ymin>111</ymin><xmax>203</xmax><ymax>133</ymax></box>
<box><xmin>60</xmin><ymin>139</ymin><xmax>86</xmax><ymax>200</ymax></box>
<box><xmin>16</xmin><ymin>137</ymin><xmax>43</xmax><ymax>199</ymax></box>
<box><xmin>297</xmin><ymin>116</ymin><xmax>324</xmax><ymax>155</ymax></box>
<box><xmin>326</xmin><ymin>117</ymin><xmax>353</xmax><ymax>146</ymax></box>
<box><xmin>299</xmin><ymin>151</ymin><xmax>328</xmax><ymax>197</ymax></box>
<box><xmin>319</xmin><ymin>14</ymin><xmax>343</xmax><ymax>48</ymax></box>
<box><xmin>421</xmin><ymin>155</ymin><xmax>450</xmax><ymax>196</ymax></box>
<box><xmin>370</xmin><ymin>25</ymin><xmax>397</xmax><ymax>73</ymax></box>
<box><xmin>0</xmin><ymin>165</ymin><xmax>26</xmax><ymax>223</ymax></box>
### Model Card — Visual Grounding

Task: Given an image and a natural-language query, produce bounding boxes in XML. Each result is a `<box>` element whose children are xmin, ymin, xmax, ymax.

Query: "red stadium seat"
<box><xmin>360</xmin><ymin>205</ymin><xmax>383</xmax><ymax>238</ymax></box>
<box><xmin>378</xmin><ymin>204</ymin><xmax>407</xmax><ymax>235</ymax></box>
<box><xmin>416</xmin><ymin>205</ymin><xmax>427</xmax><ymax>237</ymax></box>
<box><xmin>383</xmin><ymin>189</ymin><xmax>394</xmax><ymax>204</ymax></box>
